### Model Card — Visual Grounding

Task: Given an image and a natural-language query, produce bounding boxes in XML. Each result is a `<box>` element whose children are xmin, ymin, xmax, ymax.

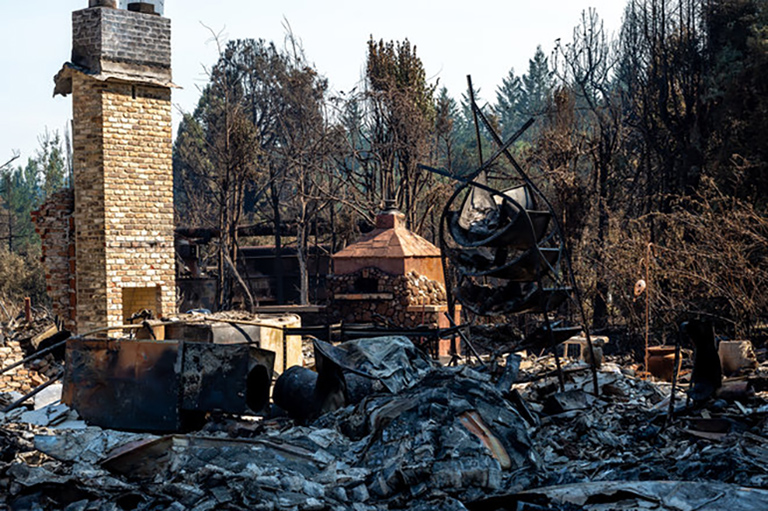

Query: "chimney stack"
<box><xmin>51</xmin><ymin>0</ymin><xmax>176</xmax><ymax>334</ymax></box>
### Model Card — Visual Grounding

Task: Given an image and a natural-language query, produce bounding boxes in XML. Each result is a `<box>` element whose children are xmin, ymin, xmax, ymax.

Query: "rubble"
<box><xmin>2</xmin><ymin>325</ymin><xmax>768</xmax><ymax>510</ymax></box>
<box><xmin>516</xmin><ymin>356</ymin><xmax>768</xmax><ymax>490</ymax></box>
<box><xmin>0</xmin><ymin>361</ymin><xmax>537</xmax><ymax>510</ymax></box>
<box><xmin>511</xmin><ymin>480</ymin><xmax>768</xmax><ymax>510</ymax></box>
<box><xmin>0</xmin><ymin>313</ymin><xmax>64</xmax><ymax>395</ymax></box>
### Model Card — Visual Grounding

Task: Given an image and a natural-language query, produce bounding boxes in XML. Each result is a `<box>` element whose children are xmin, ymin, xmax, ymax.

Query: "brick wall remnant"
<box><xmin>31</xmin><ymin>189</ymin><xmax>76</xmax><ymax>332</ymax></box>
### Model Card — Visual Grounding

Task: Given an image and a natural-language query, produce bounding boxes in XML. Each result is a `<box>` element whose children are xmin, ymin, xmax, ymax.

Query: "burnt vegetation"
<box><xmin>170</xmin><ymin>0</ymin><xmax>768</xmax><ymax>349</ymax></box>
<box><xmin>3</xmin><ymin>0</ymin><xmax>767</xmax><ymax>347</ymax></box>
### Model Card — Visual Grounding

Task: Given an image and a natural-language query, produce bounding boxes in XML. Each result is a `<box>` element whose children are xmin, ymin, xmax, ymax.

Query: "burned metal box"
<box><xmin>63</xmin><ymin>338</ymin><xmax>274</xmax><ymax>432</ymax></box>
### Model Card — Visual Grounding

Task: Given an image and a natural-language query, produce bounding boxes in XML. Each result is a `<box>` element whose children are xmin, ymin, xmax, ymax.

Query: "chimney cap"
<box><xmin>89</xmin><ymin>0</ymin><xmax>117</xmax><ymax>7</ymax></box>
<box><xmin>127</xmin><ymin>2</ymin><xmax>157</xmax><ymax>14</ymax></box>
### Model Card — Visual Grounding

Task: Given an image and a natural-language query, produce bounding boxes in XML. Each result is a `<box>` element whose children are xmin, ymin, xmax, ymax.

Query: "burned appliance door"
<box><xmin>179</xmin><ymin>342</ymin><xmax>275</xmax><ymax>416</ymax></box>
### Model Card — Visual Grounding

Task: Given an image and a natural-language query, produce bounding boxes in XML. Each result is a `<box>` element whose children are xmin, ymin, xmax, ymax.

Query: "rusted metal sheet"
<box><xmin>63</xmin><ymin>339</ymin><xmax>181</xmax><ymax>432</ymax></box>
<box><xmin>63</xmin><ymin>338</ymin><xmax>275</xmax><ymax>432</ymax></box>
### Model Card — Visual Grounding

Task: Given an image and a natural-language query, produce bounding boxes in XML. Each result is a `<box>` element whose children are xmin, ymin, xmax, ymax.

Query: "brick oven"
<box><xmin>329</xmin><ymin>206</ymin><xmax>459</xmax><ymax>356</ymax></box>
<box><xmin>38</xmin><ymin>0</ymin><xmax>176</xmax><ymax>334</ymax></box>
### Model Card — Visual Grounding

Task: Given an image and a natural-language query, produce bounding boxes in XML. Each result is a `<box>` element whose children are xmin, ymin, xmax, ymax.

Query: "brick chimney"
<box><xmin>374</xmin><ymin>204</ymin><xmax>406</xmax><ymax>230</ymax></box>
<box><xmin>50</xmin><ymin>1</ymin><xmax>176</xmax><ymax>334</ymax></box>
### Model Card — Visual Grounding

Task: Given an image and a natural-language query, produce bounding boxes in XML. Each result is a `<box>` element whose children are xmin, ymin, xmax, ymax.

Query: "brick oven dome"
<box><xmin>333</xmin><ymin>209</ymin><xmax>440</xmax><ymax>261</ymax></box>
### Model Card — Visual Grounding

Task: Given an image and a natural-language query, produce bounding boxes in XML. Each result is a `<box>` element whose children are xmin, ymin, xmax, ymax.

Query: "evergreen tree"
<box><xmin>364</xmin><ymin>38</ymin><xmax>436</xmax><ymax>224</ymax></box>
<box><xmin>520</xmin><ymin>46</ymin><xmax>555</xmax><ymax>119</ymax></box>
<box><xmin>495</xmin><ymin>68</ymin><xmax>524</xmax><ymax>140</ymax></box>
<box><xmin>36</xmin><ymin>129</ymin><xmax>70</xmax><ymax>197</ymax></box>
<box><xmin>0</xmin><ymin>130</ymin><xmax>70</xmax><ymax>254</ymax></box>
<box><xmin>0</xmin><ymin>160</ymin><xmax>40</xmax><ymax>253</ymax></box>
<box><xmin>453</xmin><ymin>83</ymin><xmax>491</xmax><ymax>175</ymax></box>
<box><xmin>434</xmin><ymin>87</ymin><xmax>458</xmax><ymax>172</ymax></box>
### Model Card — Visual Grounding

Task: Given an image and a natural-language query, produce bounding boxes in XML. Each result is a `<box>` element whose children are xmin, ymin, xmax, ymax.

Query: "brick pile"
<box><xmin>0</xmin><ymin>343</ymin><xmax>49</xmax><ymax>394</ymax></box>
<box><xmin>0</xmin><ymin>321</ymin><xmax>60</xmax><ymax>395</ymax></box>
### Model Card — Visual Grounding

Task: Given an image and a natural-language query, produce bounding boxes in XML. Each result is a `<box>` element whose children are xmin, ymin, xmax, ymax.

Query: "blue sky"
<box><xmin>0</xmin><ymin>0</ymin><xmax>626</xmax><ymax>165</ymax></box>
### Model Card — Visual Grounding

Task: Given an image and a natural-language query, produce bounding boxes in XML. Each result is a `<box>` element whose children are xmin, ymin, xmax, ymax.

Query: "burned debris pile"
<box><xmin>0</xmin><ymin>335</ymin><xmax>538</xmax><ymax>510</ymax></box>
<box><xmin>2</xmin><ymin>325</ymin><xmax>768</xmax><ymax>510</ymax></box>
<box><xmin>523</xmin><ymin>358</ymin><xmax>768</xmax><ymax>488</ymax></box>
<box><xmin>0</xmin><ymin>313</ymin><xmax>65</xmax><ymax>394</ymax></box>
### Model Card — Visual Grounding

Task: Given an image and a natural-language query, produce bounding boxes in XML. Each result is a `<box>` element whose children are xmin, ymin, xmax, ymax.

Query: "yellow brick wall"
<box><xmin>72</xmin><ymin>74</ymin><xmax>109</xmax><ymax>334</ymax></box>
<box><xmin>72</xmin><ymin>74</ymin><xmax>176</xmax><ymax>334</ymax></box>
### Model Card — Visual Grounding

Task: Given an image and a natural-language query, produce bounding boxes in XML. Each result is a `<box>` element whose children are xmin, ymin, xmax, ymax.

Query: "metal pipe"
<box><xmin>203</xmin><ymin>317</ymin><xmax>286</xmax><ymax>331</ymax></box>
<box><xmin>2</xmin><ymin>372</ymin><xmax>63</xmax><ymax>413</ymax></box>
<box><xmin>0</xmin><ymin>337</ymin><xmax>70</xmax><ymax>376</ymax></box>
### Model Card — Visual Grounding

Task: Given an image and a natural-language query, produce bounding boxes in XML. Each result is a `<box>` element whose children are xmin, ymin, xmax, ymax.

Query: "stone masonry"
<box><xmin>71</xmin><ymin>6</ymin><xmax>171</xmax><ymax>84</ymax></box>
<box><xmin>330</xmin><ymin>209</ymin><xmax>461</xmax><ymax>356</ymax></box>
<box><xmin>329</xmin><ymin>268</ymin><xmax>448</xmax><ymax>327</ymax></box>
<box><xmin>49</xmin><ymin>2</ymin><xmax>176</xmax><ymax>334</ymax></box>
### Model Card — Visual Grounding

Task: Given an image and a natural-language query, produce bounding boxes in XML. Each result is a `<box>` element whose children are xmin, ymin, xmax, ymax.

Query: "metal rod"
<box><xmin>467</xmin><ymin>75</ymin><xmax>484</xmax><ymax>169</ymax></box>
<box><xmin>441</xmin><ymin>180</ymin><xmax>461</xmax><ymax>365</ymax></box>
<box><xmin>0</xmin><ymin>337</ymin><xmax>70</xmax><ymax>376</ymax></box>
<box><xmin>2</xmin><ymin>372</ymin><xmax>63</xmax><ymax>413</ymax></box>
<box><xmin>536</xmin><ymin>251</ymin><xmax>566</xmax><ymax>392</ymax></box>
<box><xmin>75</xmin><ymin>323</ymin><xmax>146</xmax><ymax>338</ymax></box>
<box><xmin>461</xmin><ymin>117</ymin><xmax>535</xmax><ymax>185</ymax></box>
<box><xmin>665</xmin><ymin>329</ymin><xmax>683</xmax><ymax>430</ymax></box>
<box><xmin>203</xmin><ymin>317</ymin><xmax>286</xmax><ymax>331</ymax></box>
<box><xmin>645</xmin><ymin>243</ymin><xmax>653</xmax><ymax>377</ymax></box>
<box><xmin>444</xmin><ymin>312</ymin><xmax>485</xmax><ymax>368</ymax></box>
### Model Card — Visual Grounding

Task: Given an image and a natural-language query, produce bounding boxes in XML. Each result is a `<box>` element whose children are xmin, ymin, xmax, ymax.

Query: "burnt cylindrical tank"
<box><xmin>273</xmin><ymin>366</ymin><xmax>319</xmax><ymax>423</ymax></box>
